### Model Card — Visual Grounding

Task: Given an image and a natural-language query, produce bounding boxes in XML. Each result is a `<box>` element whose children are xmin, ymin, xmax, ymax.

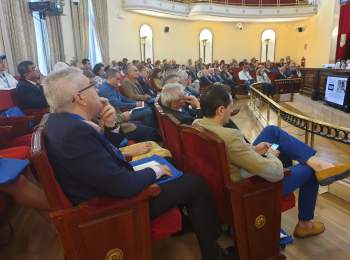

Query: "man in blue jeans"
<box><xmin>194</xmin><ymin>85</ymin><xmax>350</xmax><ymax>238</ymax></box>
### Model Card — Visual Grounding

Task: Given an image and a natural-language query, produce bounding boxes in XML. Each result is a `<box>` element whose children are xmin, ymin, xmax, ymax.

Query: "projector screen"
<box><xmin>324</xmin><ymin>75</ymin><xmax>348</xmax><ymax>106</ymax></box>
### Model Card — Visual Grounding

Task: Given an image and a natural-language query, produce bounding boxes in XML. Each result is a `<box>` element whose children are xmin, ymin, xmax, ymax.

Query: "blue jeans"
<box><xmin>130</xmin><ymin>107</ymin><xmax>156</xmax><ymax>128</ymax></box>
<box><xmin>253</xmin><ymin>125</ymin><xmax>319</xmax><ymax>221</ymax></box>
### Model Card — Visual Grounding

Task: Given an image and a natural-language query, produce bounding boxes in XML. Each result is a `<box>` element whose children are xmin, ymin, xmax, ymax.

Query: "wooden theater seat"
<box><xmin>154</xmin><ymin>102</ymin><xmax>167</xmax><ymax>147</ymax></box>
<box><xmin>0</xmin><ymin>89</ymin><xmax>47</xmax><ymax>122</ymax></box>
<box><xmin>159</xmin><ymin>113</ymin><xmax>184</xmax><ymax>170</ymax></box>
<box><xmin>30</xmin><ymin>115</ymin><xmax>181</xmax><ymax>260</ymax></box>
<box><xmin>180</xmin><ymin>125</ymin><xmax>287</xmax><ymax>260</ymax></box>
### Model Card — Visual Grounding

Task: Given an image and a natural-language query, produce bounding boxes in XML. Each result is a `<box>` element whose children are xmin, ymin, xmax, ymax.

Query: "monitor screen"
<box><xmin>324</xmin><ymin>75</ymin><xmax>348</xmax><ymax>106</ymax></box>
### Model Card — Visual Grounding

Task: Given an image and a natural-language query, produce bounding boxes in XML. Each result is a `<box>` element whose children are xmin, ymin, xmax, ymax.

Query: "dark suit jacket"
<box><xmin>276</xmin><ymin>72</ymin><xmax>288</xmax><ymax>80</ymax></box>
<box><xmin>16</xmin><ymin>79</ymin><xmax>49</xmax><ymax>109</ymax></box>
<box><xmin>137</xmin><ymin>77</ymin><xmax>156</xmax><ymax>97</ymax></box>
<box><xmin>45</xmin><ymin>113</ymin><xmax>157</xmax><ymax>205</ymax></box>
<box><xmin>199</xmin><ymin>76</ymin><xmax>213</xmax><ymax>87</ymax></box>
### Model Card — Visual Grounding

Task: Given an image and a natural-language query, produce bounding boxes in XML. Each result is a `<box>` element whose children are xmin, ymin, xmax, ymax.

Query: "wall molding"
<box><xmin>123</xmin><ymin>0</ymin><xmax>318</xmax><ymax>22</ymax></box>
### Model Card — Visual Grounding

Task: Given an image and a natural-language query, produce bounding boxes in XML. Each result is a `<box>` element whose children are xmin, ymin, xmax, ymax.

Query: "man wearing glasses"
<box><xmin>16</xmin><ymin>60</ymin><xmax>49</xmax><ymax>109</ymax></box>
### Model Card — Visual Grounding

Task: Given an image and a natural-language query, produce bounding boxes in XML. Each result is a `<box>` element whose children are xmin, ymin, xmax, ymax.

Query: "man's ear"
<box><xmin>73</xmin><ymin>93</ymin><xmax>87</xmax><ymax>106</ymax></box>
<box><xmin>216</xmin><ymin>105</ymin><xmax>225</xmax><ymax>116</ymax></box>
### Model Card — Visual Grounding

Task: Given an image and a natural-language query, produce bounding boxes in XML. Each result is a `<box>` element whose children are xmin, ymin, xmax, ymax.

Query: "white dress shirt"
<box><xmin>238</xmin><ymin>70</ymin><xmax>253</xmax><ymax>81</ymax></box>
<box><xmin>0</xmin><ymin>71</ymin><xmax>18</xmax><ymax>90</ymax></box>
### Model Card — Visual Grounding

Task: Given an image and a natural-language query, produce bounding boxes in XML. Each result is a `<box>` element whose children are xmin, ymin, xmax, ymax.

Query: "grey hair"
<box><xmin>177</xmin><ymin>70</ymin><xmax>189</xmax><ymax>85</ymax></box>
<box><xmin>160</xmin><ymin>83</ymin><xmax>185</xmax><ymax>108</ymax></box>
<box><xmin>43</xmin><ymin>67</ymin><xmax>85</xmax><ymax>113</ymax></box>
<box><xmin>53</xmin><ymin>62</ymin><xmax>69</xmax><ymax>72</ymax></box>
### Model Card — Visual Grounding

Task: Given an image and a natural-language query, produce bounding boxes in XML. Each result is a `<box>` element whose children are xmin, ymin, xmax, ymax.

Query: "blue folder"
<box><xmin>0</xmin><ymin>158</ymin><xmax>29</xmax><ymax>185</ymax></box>
<box><xmin>131</xmin><ymin>155</ymin><xmax>183</xmax><ymax>185</ymax></box>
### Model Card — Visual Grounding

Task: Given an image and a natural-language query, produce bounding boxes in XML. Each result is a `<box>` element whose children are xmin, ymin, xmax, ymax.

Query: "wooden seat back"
<box><xmin>180</xmin><ymin>125</ymin><xmax>285</xmax><ymax>260</ymax></box>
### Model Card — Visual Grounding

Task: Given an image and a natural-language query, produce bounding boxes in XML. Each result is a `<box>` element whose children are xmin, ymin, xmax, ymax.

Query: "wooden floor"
<box><xmin>1</xmin><ymin>99</ymin><xmax>350</xmax><ymax>260</ymax></box>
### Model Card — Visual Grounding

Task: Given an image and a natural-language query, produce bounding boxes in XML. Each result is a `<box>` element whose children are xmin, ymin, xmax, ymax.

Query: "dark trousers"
<box><xmin>150</xmin><ymin>174</ymin><xmax>222</xmax><ymax>260</ymax></box>
<box><xmin>253</xmin><ymin>125</ymin><xmax>319</xmax><ymax>221</ymax></box>
<box><xmin>262</xmin><ymin>83</ymin><xmax>276</xmax><ymax>97</ymax></box>
<box><xmin>121</xmin><ymin>123</ymin><xmax>160</xmax><ymax>142</ymax></box>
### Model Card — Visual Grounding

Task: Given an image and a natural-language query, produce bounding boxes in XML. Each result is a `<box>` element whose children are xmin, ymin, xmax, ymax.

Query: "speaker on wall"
<box><xmin>164</xmin><ymin>26</ymin><xmax>170</xmax><ymax>33</ymax></box>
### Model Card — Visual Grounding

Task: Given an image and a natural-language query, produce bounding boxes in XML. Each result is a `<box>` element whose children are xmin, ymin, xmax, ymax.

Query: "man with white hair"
<box><xmin>43</xmin><ymin>68</ymin><xmax>233</xmax><ymax>260</ymax></box>
<box><xmin>159</xmin><ymin>83</ymin><xmax>239</xmax><ymax>129</ymax></box>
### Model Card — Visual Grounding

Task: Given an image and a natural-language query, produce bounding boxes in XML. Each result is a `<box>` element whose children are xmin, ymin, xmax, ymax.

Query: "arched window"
<box><xmin>199</xmin><ymin>29</ymin><xmax>213</xmax><ymax>64</ymax></box>
<box><xmin>139</xmin><ymin>24</ymin><xmax>153</xmax><ymax>62</ymax></box>
<box><xmin>261</xmin><ymin>29</ymin><xmax>276</xmax><ymax>62</ymax></box>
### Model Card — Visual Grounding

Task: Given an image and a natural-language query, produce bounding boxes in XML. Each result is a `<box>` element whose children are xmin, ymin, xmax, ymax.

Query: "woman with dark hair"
<box><xmin>149</xmin><ymin>68</ymin><xmax>163</xmax><ymax>92</ymax></box>
<box><xmin>92</xmin><ymin>63</ymin><xmax>105</xmax><ymax>89</ymax></box>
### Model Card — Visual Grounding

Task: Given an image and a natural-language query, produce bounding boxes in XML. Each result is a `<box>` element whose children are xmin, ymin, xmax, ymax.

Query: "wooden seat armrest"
<box><xmin>0</xmin><ymin>116</ymin><xmax>34</xmax><ymax>135</ymax></box>
<box><xmin>50</xmin><ymin>184</ymin><xmax>160</xmax><ymax>218</ymax></box>
<box><xmin>0</xmin><ymin>126</ymin><xmax>14</xmax><ymax>147</ymax></box>
<box><xmin>23</xmin><ymin>108</ymin><xmax>49</xmax><ymax>115</ymax></box>
<box><xmin>224</xmin><ymin>175</ymin><xmax>282</xmax><ymax>193</ymax></box>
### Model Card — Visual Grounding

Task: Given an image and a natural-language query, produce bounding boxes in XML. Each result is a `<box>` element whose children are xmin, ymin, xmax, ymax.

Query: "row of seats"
<box><xmin>0</xmin><ymin>89</ymin><xmax>49</xmax><ymax>245</ymax></box>
<box><xmin>155</xmin><ymin>103</ymin><xmax>296</xmax><ymax>259</ymax></box>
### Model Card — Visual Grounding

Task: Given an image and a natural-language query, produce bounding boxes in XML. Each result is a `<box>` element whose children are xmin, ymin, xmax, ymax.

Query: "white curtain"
<box><xmin>0</xmin><ymin>0</ymin><xmax>38</xmax><ymax>74</ymax></box>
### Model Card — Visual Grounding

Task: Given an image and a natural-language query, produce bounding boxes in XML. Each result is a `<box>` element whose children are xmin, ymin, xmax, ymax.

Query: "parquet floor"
<box><xmin>1</xmin><ymin>98</ymin><xmax>350</xmax><ymax>260</ymax></box>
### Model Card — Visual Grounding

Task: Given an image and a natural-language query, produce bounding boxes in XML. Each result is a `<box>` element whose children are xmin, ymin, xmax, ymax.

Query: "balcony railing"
<box><xmin>171</xmin><ymin>0</ymin><xmax>315</xmax><ymax>7</ymax></box>
<box><xmin>249</xmin><ymin>83</ymin><xmax>350</xmax><ymax>147</ymax></box>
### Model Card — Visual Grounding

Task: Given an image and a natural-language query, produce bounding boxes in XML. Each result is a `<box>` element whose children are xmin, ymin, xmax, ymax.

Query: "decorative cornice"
<box><xmin>123</xmin><ymin>0</ymin><xmax>318</xmax><ymax>22</ymax></box>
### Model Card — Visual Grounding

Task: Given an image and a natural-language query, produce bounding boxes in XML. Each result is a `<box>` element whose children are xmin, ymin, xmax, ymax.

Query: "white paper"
<box><xmin>133</xmin><ymin>160</ymin><xmax>160</xmax><ymax>171</ymax></box>
<box><xmin>131</xmin><ymin>102</ymin><xmax>145</xmax><ymax>111</ymax></box>
<box><xmin>280</xmin><ymin>232</ymin><xmax>288</xmax><ymax>239</ymax></box>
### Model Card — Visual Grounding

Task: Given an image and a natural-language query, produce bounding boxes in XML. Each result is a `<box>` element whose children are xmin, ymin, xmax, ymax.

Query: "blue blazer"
<box><xmin>16</xmin><ymin>79</ymin><xmax>49</xmax><ymax>109</ymax></box>
<box><xmin>45</xmin><ymin>113</ymin><xmax>157</xmax><ymax>205</ymax></box>
<box><xmin>99</xmin><ymin>82</ymin><xmax>136</xmax><ymax>110</ymax></box>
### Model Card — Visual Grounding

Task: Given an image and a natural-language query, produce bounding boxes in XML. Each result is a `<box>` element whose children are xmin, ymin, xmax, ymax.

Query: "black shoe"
<box><xmin>219</xmin><ymin>246</ymin><xmax>236</xmax><ymax>260</ymax></box>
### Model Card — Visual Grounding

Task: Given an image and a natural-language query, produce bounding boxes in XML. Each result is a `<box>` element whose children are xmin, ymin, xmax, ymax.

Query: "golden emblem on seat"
<box><xmin>105</xmin><ymin>248</ymin><xmax>124</xmax><ymax>260</ymax></box>
<box><xmin>255</xmin><ymin>215</ymin><xmax>266</xmax><ymax>229</ymax></box>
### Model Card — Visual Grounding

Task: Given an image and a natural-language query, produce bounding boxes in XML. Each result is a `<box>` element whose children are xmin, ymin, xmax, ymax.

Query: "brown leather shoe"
<box><xmin>294</xmin><ymin>221</ymin><xmax>325</xmax><ymax>238</ymax></box>
<box><xmin>230</xmin><ymin>108</ymin><xmax>240</xmax><ymax>117</ymax></box>
<box><xmin>315</xmin><ymin>164</ymin><xmax>350</xmax><ymax>186</ymax></box>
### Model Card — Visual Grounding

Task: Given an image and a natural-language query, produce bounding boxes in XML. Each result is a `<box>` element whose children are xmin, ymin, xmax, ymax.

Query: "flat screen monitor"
<box><xmin>324</xmin><ymin>75</ymin><xmax>349</xmax><ymax>108</ymax></box>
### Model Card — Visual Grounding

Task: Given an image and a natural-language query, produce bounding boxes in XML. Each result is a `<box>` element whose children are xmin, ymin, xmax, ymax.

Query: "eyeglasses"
<box><xmin>72</xmin><ymin>81</ymin><xmax>97</xmax><ymax>102</ymax></box>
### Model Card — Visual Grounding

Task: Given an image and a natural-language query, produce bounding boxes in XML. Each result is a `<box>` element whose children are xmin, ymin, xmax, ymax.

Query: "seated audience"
<box><xmin>81</xmin><ymin>58</ymin><xmax>92</xmax><ymax>72</ymax></box>
<box><xmin>16</xmin><ymin>60</ymin><xmax>49</xmax><ymax>109</ymax></box>
<box><xmin>149</xmin><ymin>68</ymin><xmax>163</xmax><ymax>92</ymax></box>
<box><xmin>120</xmin><ymin>65</ymin><xmax>152</xmax><ymax>102</ymax></box>
<box><xmin>276</xmin><ymin>65</ymin><xmax>290</xmax><ymax>79</ymax></box>
<box><xmin>256</xmin><ymin>65</ymin><xmax>275</xmax><ymax>97</ymax></box>
<box><xmin>145</xmin><ymin>58</ymin><xmax>154</xmax><ymax>70</ymax></box>
<box><xmin>0</xmin><ymin>55</ymin><xmax>17</xmax><ymax>90</ymax></box>
<box><xmin>238</xmin><ymin>62</ymin><xmax>255</xmax><ymax>89</ymax></box>
<box><xmin>92</xmin><ymin>63</ymin><xmax>106</xmax><ymax>89</ymax></box>
<box><xmin>159</xmin><ymin>83</ymin><xmax>201</xmax><ymax>125</ymax></box>
<box><xmin>159</xmin><ymin>83</ymin><xmax>239</xmax><ymax>130</ymax></box>
<box><xmin>177</xmin><ymin>69</ymin><xmax>200</xmax><ymax>96</ymax></box>
<box><xmin>43</xmin><ymin>68</ymin><xmax>233</xmax><ymax>260</ymax></box>
<box><xmin>193</xmin><ymin>85</ymin><xmax>350</xmax><ymax>238</ymax></box>
<box><xmin>137</xmin><ymin>66</ymin><xmax>157</xmax><ymax>97</ymax></box>
<box><xmin>220</xmin><ymin>65</ymin><xmax>237</xmax><ymax>97</ymax></box>
<box><xmin>199</xmin><ymin>69</ymin><xmax>214</xmax><ymax>88</ymax></box>
<box><xmin>288</xmin><ymin>62</ymin><xmax>302</xmax><ymax>78</ymax></box>
<box><xmin>99</xmin><ymin>69</ymin><xmax>156</xmax><ymax>128</ymax></box>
